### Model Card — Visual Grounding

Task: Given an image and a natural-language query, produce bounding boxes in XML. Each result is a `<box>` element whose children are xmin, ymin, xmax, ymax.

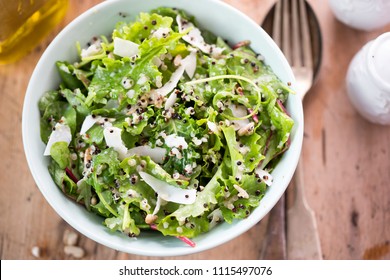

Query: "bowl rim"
<box><xmin>22</xmin><ymin>0</ymin><xmax>303</xmax><ymax>257</ymax></box>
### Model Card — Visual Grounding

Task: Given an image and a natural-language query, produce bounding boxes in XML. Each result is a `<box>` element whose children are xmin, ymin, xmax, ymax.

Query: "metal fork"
<box><xmin>268</xmin><ymin>0</ymin><xmax>322</xmax><ymax>259</ymax></box>
<box><xmin>273</xmin><ymin>0</ymin><xmax>313</xmax><ymax>98</ymax></box>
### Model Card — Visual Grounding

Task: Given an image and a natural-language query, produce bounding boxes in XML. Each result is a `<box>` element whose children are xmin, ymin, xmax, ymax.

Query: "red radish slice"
<box><xmin>65</xmin><ymin>167</ymin><xmax>79</xmax><ymax>183</ymax></box>
<box><xmin>177</xmin><ymin>236</ymin><xmax>196</xmax><ymax>247</ymax></box>
<box><xmin>248</xmin><ymin>108</ymin><xmax>259</xmax><ymax>123</ymax></box>
<box><xmin>150</xmin><ymin>224</ymin><xmax>196</xmax><ymax>247</ymax></box>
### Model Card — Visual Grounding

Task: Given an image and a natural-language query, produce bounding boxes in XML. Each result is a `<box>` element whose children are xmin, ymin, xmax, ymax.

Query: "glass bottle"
<box><xmin>0</xmin><ymin>0</ymin><xmax>69</xmax><ymax>64</ymax></box>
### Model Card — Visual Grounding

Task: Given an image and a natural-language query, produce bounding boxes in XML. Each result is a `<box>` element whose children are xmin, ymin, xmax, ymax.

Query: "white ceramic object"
<box><xmin>347</xmin><ymin>32</ymin><xmax>390</xmax><ymax>125</ymax></box>
<box><xmin>22</xmin><ymin>0</ymin><xmax>303</xmax><ymax>256</ymax></box>
<box><xmin>329</xmin><ymin>0</ymin><xmax>390</xmax><ymax>31</ymax></box>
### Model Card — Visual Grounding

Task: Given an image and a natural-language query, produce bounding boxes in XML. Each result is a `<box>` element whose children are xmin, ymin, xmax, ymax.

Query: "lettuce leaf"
<box><xmin>157</xmin><ymin>163</ymin><xmax>223</xmax><ymax>237</ymax></box>
<box><xmin>50</xmin><ymin>141</ymin><xmax>70</xmax><ymax>169</ymax></box>
<box><xmin>113</xmin><ymin>13</ymin><xmax>173</xmax><ymax>44</ymax></box>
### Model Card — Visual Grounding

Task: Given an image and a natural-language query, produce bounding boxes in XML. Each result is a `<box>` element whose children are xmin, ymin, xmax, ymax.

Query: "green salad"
<box><xmin>39</xmin><ymin>7</ymin><xmax>294</xmax><ymax>246</ymax></box>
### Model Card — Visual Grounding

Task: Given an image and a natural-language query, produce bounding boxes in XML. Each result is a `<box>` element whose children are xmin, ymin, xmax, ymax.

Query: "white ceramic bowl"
<box><xmin>22</xmin><ymin>0</ymin><xmax>303</xmax><ymax>257</ymax></box>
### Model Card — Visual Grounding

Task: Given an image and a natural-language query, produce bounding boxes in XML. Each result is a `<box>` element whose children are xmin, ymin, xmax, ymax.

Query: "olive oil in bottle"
<box><xmin>0</xmin><ymin>0</ymin><xmax>69</xmax><ymax>64</ymax></box>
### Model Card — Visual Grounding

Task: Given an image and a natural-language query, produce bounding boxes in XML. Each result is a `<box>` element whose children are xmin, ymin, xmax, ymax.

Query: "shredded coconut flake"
<box><xmin>103</xmin><ymin>127</ymin><xmax>128</xmax><ymax>160</ymax></box>
<box><xmin>81</xmin><ymin>43</ymin><xmax>101</xmax><ymax>58</ymax></box>
<box><xmin>176</xmin><ymin>15</ymin><xmax>224</xmax><ymax>58</ymax></box>
<box><xmin>185</xmin><ymin>107</ymin><xmax>195</xmax><ymax>115</ymax></box>
<box><xmin>255</xmin><ymin>168</ymin><xmax>273</xmax><ymax>186</ymax></box>
<box><xmin>59</xmin><ymin>64</ymin><xmax>70</xmax><ymax>74</ymax></box>
<box><xmin>126</xmin><ymin>146</ymin><xmax>166</xmax><ymax>164</ymax></box>
<box><xmin>150</xmin><ymin>65</ymin><xmax>185</xmax><ymax>97</ymax></box>
<box><xmin>138</xmin><ymin>171</ymin><xmax>196</xmax><ymax>204</ymax></box>
<box><xmin>165</xmin><ymin>134</ymin><xmax>188</xmax><ymax>149</ymax></box>
<box><xmin>44</xmin><ymin>121</ymin><xmax>72</xmax><ymax>156</ymax></box>
<box><xmin>207</xmin><ymin>209</ymin><xmax>223</xmax><ymax>229</ymax></box>
<box><xmin>207</xmin><ymin>121</ymin><xmax>219</xmax><ymax>134</ymax></box>
<box><xmin>113</xmin><ymin>37</ymin><xmax>139</xmax><ymax>58</ymax></box>
<box><xmin>181</xmin><ymin>50</ymin><xmax>197</xmax><ymax>78</ymax></box>
<box><xmin>170</xmin><ymin>147</ymin><xmax>182</xmax><ymax>159</ymax></box>
<box><xmin>80</xmin><ymin>115</ymin><xmax>106</xmax><ymax>135</ymax></box>
<box><xmin>238</xmin><ymin>122</ymin><xmax>255</xmax><ymax>136</ymax></box>
<box><xmin>233</xmin><ymin>184</ymin><xmax>249</xmax><ymax>199</ymax></box>
<box><xmin>152</xmin><ymin>27</ymin><xmax>171</xmax><ymax>39</ymax></box>
<box><xmin>164</xmin><ymin>91</ymin><xmax>177</xmax><ymax>110</ymax></box>
<box><xmin>192</xmin><ymin>137</ymin><xmax>202</xmax><ymax>146</ymax></box>
<box><xmin>229</xmin><ymin>104</ymin><xmax>250</xmax><ymax>130</ymax></box>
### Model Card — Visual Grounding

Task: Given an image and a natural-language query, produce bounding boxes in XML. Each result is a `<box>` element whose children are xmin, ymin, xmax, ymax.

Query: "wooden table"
<box><xmin>1</xmin><ymin>0</ymin><xmax>390</xmax><ymax>260</ymax></box>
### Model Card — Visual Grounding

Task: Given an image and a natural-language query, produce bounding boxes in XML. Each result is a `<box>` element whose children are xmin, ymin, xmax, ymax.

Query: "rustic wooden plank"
<box><xmin>259</xmin><ymin>196</ymin><xmax>287</xmax><ymax>259</ymax></box>
<box><xmin>302</xmin><ymin>1</ymin><xmax>390</xmax><ymax>259</ymax></box>
<box><xmin>0</xmin><ymin>0</ymin><xmax>105</xmax><ymax>260</ymax></box>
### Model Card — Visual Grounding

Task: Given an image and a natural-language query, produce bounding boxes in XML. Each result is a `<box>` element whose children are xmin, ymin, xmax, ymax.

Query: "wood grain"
<box><xmin>1</xmin><ymin>0</ymin><xmax>390</xmax><ymax>260</ymax></box>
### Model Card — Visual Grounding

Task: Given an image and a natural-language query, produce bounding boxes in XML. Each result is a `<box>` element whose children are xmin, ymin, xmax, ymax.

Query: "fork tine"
<box><xmin>299</xmin><ymin>0</ymin><xmax>313</xmax><ymax>69</ymax></box>
<box><xmin>272</xmin><ymin>0</ymin><xmax>282</xmax><ymax>47</ymax></box>
<box><xmin>282</xmin><ymin>0</ymin><xmax>291</xmax><ymax>63</ymax></box>
<box><xmin>291</xmin><ymin>0</ymin><xmax>301</xmax><ymax>67</ymax></box>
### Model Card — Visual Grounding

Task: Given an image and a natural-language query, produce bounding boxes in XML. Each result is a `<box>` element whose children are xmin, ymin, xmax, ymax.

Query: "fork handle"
<box><xmin>286</xmin><ymin>159</ymin><xmax>323</xmax><ymax>259</ymax></box>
